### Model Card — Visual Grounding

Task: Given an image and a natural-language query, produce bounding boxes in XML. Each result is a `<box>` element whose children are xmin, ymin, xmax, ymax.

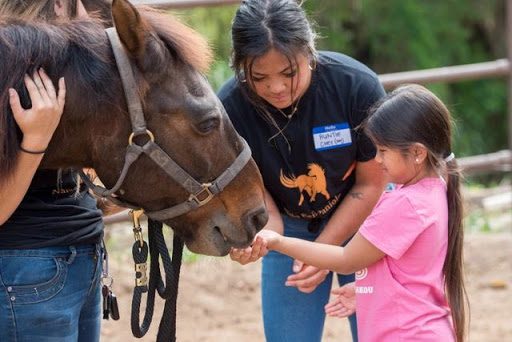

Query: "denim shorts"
<box><xmin>261</xmin><ymin>215</ymin><xmax>358</xmax><ymax>342</ymax></box>
<box><xmin>0</xmin><ymin>244</ymin><xmax>102</xmax><ymax>342</ymax></box>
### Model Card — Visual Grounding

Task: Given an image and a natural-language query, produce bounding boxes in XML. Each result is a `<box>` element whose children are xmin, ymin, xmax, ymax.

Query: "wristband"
<box><xmin>19</xmin><ymin>145</ymin><xmax>47</xmax><ymax>154</ymax></box>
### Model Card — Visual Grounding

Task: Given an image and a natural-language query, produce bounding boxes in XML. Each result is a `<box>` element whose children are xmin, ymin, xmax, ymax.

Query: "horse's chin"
<box><xmin>183</xmin><ymin>227</ymin><xmax>253</xmax><ymax>257</ymax></box>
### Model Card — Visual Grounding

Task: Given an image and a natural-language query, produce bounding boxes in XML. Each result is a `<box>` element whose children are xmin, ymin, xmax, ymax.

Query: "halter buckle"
<box><xmin>188</xmin><ymin>183</ymin><xmax>214</xmax><ymax>206</ymax></box>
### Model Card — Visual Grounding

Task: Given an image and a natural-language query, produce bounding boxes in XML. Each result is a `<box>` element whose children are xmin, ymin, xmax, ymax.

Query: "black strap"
<box><xmin>131</xmin><ymin>219</ymin><xmax>183</xmax><ymax>341</ymax></box>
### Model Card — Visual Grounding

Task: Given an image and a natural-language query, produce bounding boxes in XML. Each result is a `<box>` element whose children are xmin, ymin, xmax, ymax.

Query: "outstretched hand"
<box><xmin>229</xmin><ymin>235</ymin><xmax>268</xmax><ymax>265</ymax></box>
<box><xmin>325</xmin><ymin>282</ymin><xmax>356</xmax><ymax>318</ymax></box>
<box><xmin>9</xmin><ymin>68</ymin><xmax>66</xmax><ymax>152</ymax></box>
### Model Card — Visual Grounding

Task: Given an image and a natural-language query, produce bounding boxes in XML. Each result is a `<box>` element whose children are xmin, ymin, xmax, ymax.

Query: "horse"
<box><xmin>0</xmin><ymin>0</ymin><xmax>268</xmax><ymax>256</ymax></box>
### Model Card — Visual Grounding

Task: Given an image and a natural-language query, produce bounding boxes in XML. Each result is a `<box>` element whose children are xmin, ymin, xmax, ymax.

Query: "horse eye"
<box><xmin>197</xmin><ymin>118</ymin><xmax>219</xmax><ymax>133</ymax></box>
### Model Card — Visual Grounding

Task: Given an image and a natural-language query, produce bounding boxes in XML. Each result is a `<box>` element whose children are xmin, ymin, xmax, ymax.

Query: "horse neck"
<box><xmin>39</xmin><ymin>71</ymin><xmax>132</xmax><ymax>171</ymax></box>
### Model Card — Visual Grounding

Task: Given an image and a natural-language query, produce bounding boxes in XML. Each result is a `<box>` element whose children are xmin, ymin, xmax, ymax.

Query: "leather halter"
<box><xmin>79</xmin><ymin>27</ymin><xmax>252</xmax><ymax>221</ymax></box>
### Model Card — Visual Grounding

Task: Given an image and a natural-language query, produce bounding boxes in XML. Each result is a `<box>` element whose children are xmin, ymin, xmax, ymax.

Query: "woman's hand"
<box><xmin>9</xmin><ymin>68</ymin><xmax>65</xmax><ymax>152</ymax></box>
<box><xmin>229</xmin><ymin>235</ymin><xmax>268</xmax><ymax>265</ymax></box>
<box><xmin>325</xmin><ymin>282</ymin><xmax>356</xmax><ymax>318</ymax></box>
<box><xmin>285</xmin><ymin>261</ymin><xmax>329</xmax><ymax>293</ymax></box>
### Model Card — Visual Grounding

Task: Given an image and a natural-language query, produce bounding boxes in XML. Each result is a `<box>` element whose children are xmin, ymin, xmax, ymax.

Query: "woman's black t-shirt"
<box><xmin>218</xmin><ymin>51</ymin><xmax>385</xmax><ymax>220</ymax></box>
<box><xmin>0</xmin><ymin>169</ymin><xmax>103</xmax><ymax>248</ymax></box>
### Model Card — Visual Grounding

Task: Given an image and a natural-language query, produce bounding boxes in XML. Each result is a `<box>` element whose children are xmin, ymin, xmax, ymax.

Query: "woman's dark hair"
<box><xmin>230</xmin><ymin>0</ymin><xmax>317</xmax><ymax>143</ymax></box>
<box><xmin>364</xmin><ymin>84</ymin><xmax>469</xmax><ymax>342</ymax></box>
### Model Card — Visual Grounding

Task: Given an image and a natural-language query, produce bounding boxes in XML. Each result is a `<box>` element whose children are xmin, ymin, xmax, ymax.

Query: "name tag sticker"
<box><xmin>313</xmin><ymin>123</ymin><xmax>352</xmax><ymax>151</ymax></box>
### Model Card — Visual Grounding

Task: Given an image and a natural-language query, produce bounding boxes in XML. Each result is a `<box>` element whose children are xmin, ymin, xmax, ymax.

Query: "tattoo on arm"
<box><xmin>349</xmin><ymin>192</ymin><xmax>363</xmax><ymax>200</ymax></box>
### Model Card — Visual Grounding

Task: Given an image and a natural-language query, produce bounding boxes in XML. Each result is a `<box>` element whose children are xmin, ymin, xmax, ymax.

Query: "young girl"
<box><xmin>258</xmin><ymin>84</ymin><xmax>468</xmax><ymax>341</ymax></box>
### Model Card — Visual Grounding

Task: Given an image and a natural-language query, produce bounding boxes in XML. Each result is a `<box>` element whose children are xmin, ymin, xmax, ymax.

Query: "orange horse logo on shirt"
<box><xmin>280</xmin><ymin>163</ymin><xmax>330</xmax><ymax>206</ymax></box>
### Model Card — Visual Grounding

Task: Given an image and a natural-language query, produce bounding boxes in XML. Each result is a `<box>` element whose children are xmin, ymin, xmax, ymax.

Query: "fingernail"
<box><xmin>293</xmin><ymin>265</ymin><xmax>300</xmax><ymax>272</ymax></box>
<box><xmin>8</xmin><ymin>89</ymin><xmax>15</xmax><ymax>97</ymax></box>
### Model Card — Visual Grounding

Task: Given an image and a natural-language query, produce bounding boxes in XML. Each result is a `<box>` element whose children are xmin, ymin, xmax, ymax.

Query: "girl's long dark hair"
<box><xmin>230</xmin><ymin>0</ymin><xmax>317</xmax><ymax>145</ymax></box>
<box><xmin>364</xmin><ymin>84</ymin><xmax>469</xmax><ymax>342</ymax></box>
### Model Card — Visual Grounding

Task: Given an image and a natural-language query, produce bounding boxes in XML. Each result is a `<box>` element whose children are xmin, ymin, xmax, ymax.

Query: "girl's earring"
<box><xmin>415</xmin><ymin>158</ymin><xmax>419</xmax><ymax>163</ymax></box>
<box><xmin>308</xmin><ymin>64</ymin><xmax>313</xmax><ymax>71</ymax></box>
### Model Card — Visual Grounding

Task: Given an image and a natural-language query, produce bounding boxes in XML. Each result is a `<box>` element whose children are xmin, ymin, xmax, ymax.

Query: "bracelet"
<box><xmin>19</xmin><ymin>145</ymin><xmax>48</xmax><ymax>154</ymax></box>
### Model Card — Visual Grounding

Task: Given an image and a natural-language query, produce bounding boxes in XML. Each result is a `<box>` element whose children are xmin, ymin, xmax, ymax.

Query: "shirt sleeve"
<box><xmin>359</xmin><ymin>191</ymin><xmax>424</xmax><ymax>259</ymax></box>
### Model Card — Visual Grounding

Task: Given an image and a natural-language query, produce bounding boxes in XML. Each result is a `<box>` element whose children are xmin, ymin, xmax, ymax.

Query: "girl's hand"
<box><xmin>9</xmin><ymin>68</ymin><xmax>65</xmax><ymax>152</ymax></box>
<box><xmin>325</xmin><ymin>282</ymin><xmax>356</xmax><ymax>318</ymax></box>
<box><xmin>229</xmin><ymin>235</ymin><xmax>268</xmax><ymax>265</ymax></box>
<box><xmin>256</xmin><ymin>229</ymin><xmax>282</xmax><ymax>249</ymax></box>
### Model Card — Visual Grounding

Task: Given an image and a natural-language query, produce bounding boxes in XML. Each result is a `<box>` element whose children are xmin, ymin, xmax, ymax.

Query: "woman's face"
<box><xmin>248</xmin><ymin>48</ymin><xmax>312</xmax><ymax>109</ymax></box>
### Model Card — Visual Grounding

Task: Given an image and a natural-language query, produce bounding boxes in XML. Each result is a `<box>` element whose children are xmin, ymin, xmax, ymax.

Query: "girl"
<box><xmin>258</xmin><ymin>84</ymin><xmax>468</xmax><ymax>341</ymax></box>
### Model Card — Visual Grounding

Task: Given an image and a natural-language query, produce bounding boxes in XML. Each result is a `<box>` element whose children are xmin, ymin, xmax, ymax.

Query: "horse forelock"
<box><xmin>140</xmin><ymin>7</ymin><xmax>213</xmax><ymax>74</ymax></box>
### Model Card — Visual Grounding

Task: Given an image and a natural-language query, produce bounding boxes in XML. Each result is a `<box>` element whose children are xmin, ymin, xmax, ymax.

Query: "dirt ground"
<box><xmin>100</xmin><ymin>223</ymin><xmax>512</xmax><ymax>342</ymax></box>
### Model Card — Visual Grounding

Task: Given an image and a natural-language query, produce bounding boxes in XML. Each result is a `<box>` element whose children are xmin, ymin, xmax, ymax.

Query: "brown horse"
<box><xmin>0</xmin><ymin>0</ymin><xmax>268</xmax><ymax>256</ymax></box>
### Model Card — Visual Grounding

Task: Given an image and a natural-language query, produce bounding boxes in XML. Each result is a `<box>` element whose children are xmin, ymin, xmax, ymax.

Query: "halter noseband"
<box><xmin>79</xmin><ymin>27</ymin><xmax>251</xmax><ymax>221</ymax></box>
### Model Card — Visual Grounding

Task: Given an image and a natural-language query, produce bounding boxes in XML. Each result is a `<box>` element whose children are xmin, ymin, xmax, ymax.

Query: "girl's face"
<box><xmin>374</xmin><ymin>145</ymin><xmax>424</xmax><ymax>187</ymax></box>
<box><xmin>248</xmin><ymin>48</ymin><xmax>312</xmax><ymax>109</ymax></box>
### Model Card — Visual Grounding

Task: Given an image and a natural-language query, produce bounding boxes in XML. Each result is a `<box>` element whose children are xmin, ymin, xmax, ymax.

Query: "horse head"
<box><xmin>0</xmin><ymin>0</ymin><xmax>268</xmax><ymax>256</ymax></box>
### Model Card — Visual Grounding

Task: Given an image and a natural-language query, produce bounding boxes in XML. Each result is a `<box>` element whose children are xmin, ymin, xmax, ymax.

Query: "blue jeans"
<box><xmin>262</xmin><ymin>215</ymin><xmax>358</xmax><ymax>342</ymax></box>
<box><xmin>0</xmin><ymin>244</ymin><xmax>102</xmax><ymax>342</ymax></box>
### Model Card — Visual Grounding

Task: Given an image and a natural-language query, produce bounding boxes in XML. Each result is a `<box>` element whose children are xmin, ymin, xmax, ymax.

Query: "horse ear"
<box><xmin>111</xmin><ymin>0</ymin><xmax>151</xmax><ymax>59</ymax></box>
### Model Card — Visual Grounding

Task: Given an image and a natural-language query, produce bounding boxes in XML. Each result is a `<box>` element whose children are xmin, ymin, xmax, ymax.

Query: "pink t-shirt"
<box><xmin>356</xmin><ymin>178</ymin><xmax>454</xmax><ymax>341</ymax></box>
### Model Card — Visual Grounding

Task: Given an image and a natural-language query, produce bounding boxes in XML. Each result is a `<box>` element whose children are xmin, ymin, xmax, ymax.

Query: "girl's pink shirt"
<box><xmin>356</xmin><ymin>178</ymin><xmax>455</xmax><ymax>341</ymax></box>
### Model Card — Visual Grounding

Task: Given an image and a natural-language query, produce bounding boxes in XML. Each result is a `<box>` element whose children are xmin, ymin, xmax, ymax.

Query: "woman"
<box><xmin>217</xmin><ymin>0</ymin><xmax>386</xmax><ymax>341</ymax></box>
<box><xmin>0</xmin><ymin>1</ymin><xmax>109</xmax><ymax>341</ymax></box>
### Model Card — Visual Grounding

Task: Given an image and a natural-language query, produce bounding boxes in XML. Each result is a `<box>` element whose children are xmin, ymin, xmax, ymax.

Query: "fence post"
<box><xmin>508</xmin><ymin>0</ymin><xmax>512</xmax><ymax>151</ymax></box>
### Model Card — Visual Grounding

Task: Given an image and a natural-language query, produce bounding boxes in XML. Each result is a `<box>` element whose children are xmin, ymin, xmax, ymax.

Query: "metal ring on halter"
<box><xmin>128</xmin><ymin>129</ymin><xmax>155</xmax><ymax>146</ymax></box>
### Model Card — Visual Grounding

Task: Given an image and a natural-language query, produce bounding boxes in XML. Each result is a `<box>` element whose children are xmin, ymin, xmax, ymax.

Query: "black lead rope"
<box><xmin>131</xmin><ymin>218</ymin><xmax>184</xmax><ymax>341</ymax></box>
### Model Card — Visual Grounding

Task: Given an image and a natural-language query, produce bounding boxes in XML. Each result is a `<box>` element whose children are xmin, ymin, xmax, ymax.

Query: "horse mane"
<box><xmin>0</xmin><ymin>7</ymin><xmax>213</xmax><ymax>183</ymax></box>
<box><xmin>0</xmin><ymin>16</ymin><xmax>113</xmax><ymax>183</ymax></box>
<box><xmin>140</xmin><ymin>7</ymin><xmax>213</xmax><ymax>74</ymax></box>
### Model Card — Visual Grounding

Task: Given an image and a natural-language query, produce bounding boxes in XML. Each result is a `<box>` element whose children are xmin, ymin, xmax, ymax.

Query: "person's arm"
<box><xmin>0</xmin><ymin>70</ymin><xmax>65</xmax><ymax>225</ymax></box>
<box><xmin>259</xmin><ymin>230</ymin><xmax>385</xmax><ymax>276</ymax></box>
<box><xmin>229</xmin><ymin>188</ymin><xmax>283</xmax><ymax>265</ymax></box>
<box><xmin>316</xmin><ymin>158</ymin><xmax>385</xmax><ymax>246</ymax></box>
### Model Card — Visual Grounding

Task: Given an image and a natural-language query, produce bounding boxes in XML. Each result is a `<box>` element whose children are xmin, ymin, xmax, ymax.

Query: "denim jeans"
<box><xmin>262</xmin><ymin>215</ymin><xmax>358</xmax><ymax>342</ymax></box>
<box><xmin>0</xmin><ymin>244</ymin><xmax>102</xmax><ymax>342</ymax></box>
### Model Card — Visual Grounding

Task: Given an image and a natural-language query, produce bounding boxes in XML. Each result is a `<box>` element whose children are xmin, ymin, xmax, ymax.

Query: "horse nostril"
<box><xmin>244</xmin><ymin>207</ymin><xmax>269</xmax><ymax>237</ymax></box>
